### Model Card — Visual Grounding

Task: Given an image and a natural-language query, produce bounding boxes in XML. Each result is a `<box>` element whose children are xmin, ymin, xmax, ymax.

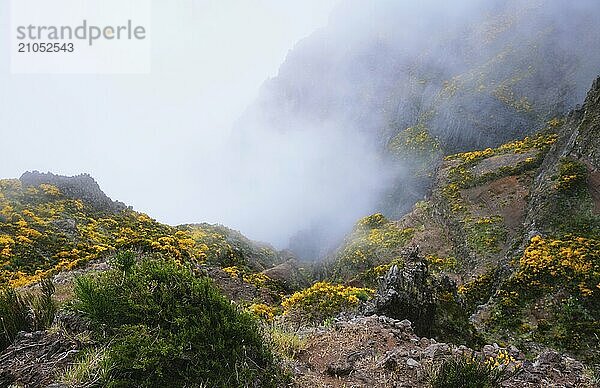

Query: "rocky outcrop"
<box><xmin>524</xmin><ymin>76</ymin><xmax>600</xmax><ymax>237</ymax></box>
<box><xmin>364</xmin><ymin>246</ymin><xmax>477</xmax><ymax>344</ymax></box>
<box><xmin>262</xmin><ymin>259</ymin><xmax>309</xmax><ymax>292</ymax></box>
<box><xmin>366</xmin><ymin>247</ymin><xmax>436</xmax><ymax>336</ymax></box>
<box><xmin>20</xmin><ymin>171</ymin><xmax>126</xmax><ymax>213</ymax></box>
<box><xmin>0</xmin><ymin>330</ymin><xmax>82</xmax><ymax>387</ymax></box>
<box><xmin>571</xmin><ymin>76</ymin><xmax>600</xmax><ymax>169</ymax></box>
<box><xmin>295</xmin><ymin>315</ymin><xmax>595</xmax><ymax>388</ymax></box>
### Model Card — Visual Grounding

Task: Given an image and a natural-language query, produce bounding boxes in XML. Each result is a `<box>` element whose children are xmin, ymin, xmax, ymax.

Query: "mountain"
<box><xmin>326</xmin><ymin>76</ymin><xmax>600</xmax><ymax>364</ymax></box>
<box><xmin>0</xmin><ymin>77</ymin><xmax>598</xmax><ymax>385</ymax></box>
<box><xmin>243</xmin><ymin>0</ymin><xmax>600</xmax><ymax>152</ymax></box>
<box><xmin>1</xmin><ymin>2</ymin><xmax>599</xmax><ymax>385</ymax></box>
<box><xmin>232</xmin><ymin>0</ymin><xmax>600</xmax><ymax>255</ymax></box>
<box><xmin>0</xmin><ymin>171</ymin><xmax>285</xmax><ymax>288</ymax></box>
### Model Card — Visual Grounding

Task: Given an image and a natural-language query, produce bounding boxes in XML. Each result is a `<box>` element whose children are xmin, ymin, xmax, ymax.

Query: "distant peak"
<box><xmin>19</xmin><ymin>171</ymin><xmax>126</xmax><ymax>213</ymax></box>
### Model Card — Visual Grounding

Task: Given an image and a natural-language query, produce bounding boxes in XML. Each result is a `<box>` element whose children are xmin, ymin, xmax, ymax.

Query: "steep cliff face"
<box><xmin>571</xmin><ymin>77</ymin><xmax>600</xmax><ymax>169</ymax></box>
<box><xmin>240</xmin><ymin>0</ymin><xmax>600</xmax><ymax>153</ymax></box>
<box><xmin>524</xmin><ymin>76</ymin><xmax>600</xmax><ymax>238</ymax></box>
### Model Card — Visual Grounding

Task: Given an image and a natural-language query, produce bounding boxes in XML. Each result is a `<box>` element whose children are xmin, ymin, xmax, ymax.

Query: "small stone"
<box><xmin>406</xmin><ymin>358</ymin><xmax>420</xmax><ymax>368</ymax></box>
<box><xmin>326</xmin><ymin>361</ymin><xmax>353</xmax><ymax>377</ymax></box>
<box><xmin>423</xmin><ymin>343</ymin><xmax>450</xmax><ymax>359</ymax></box>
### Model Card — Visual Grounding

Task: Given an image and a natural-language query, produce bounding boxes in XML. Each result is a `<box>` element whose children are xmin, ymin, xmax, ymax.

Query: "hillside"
<box><xmin>244</xmin><ymin>0</ymin><xmax>600</xmax><ymax>152</ymax></box>
<box><xmin>325</xmin><ymin>76</ymin><xmax>600</xmax><ymax>366</ymax></box>
<box><xmin>0</xmin><ymin>172</ymin><xmax>285</xmax><ymax>288</ymax></box>
<box><xmin>0</xmin><ymin>2</ymin><xmax>599</xmax><ymax>385</ymax></box>
<box><xmin>0</xmin><ymin>79</ymin><xmax>597</xmax><ymax>386</ymax></box>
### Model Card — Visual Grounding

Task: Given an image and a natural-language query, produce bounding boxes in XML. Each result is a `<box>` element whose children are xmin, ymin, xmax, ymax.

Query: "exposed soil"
<box><xmin>398</xmin><ymin>206</ymin><xmax>454</xmax><ymax>261</ymax></box>
<box><xmin>463</xmin><ymin>174</ymin><xmax>531</xmax><ymax>231</ymax></box>
<box><xmin>470</xmin><ymin>152</ymin><xmax>537</xmax><ymax>177</ymax></box>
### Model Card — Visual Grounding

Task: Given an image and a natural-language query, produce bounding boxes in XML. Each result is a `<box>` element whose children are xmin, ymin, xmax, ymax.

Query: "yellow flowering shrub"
<box><xmin>0</xmin><ymin>179</ymin><xmax>283</xmax><ymax>287</ymax></box>
<box><xmin>388</xmin><ymin>124</ymin><xmax>441</xmax><ymax>167</ymax></box>
<box><xmin>281</xmin><ymin>281</ymin><xmax>374</xmax><ymax>323</ymax></box>
<box><xmin>497</xmin><ymin>133</ymin><xmax>558</xmax><ymax>154</ymax></box>
<box><xmin>332</xmin><ymin>214</ymin><xmax>415</xmax><ymax>281</ymax></box>
<box><xmin>554</xmin><ymin>158</ymin><xmax>588</xmax><ymax>192</ymax></box>
<box><xmin>484</xmin><ymin>349</ymin><xmax>521</xmax><ymax>371</ymax></box>
<box><xmin>509</xmin><ymin>235</ymin><xmax>600</xmax><ymax>298</ymax></box>
<box><xmin>451</xmin><ymin>148</ymin><xmax>495</xmax><ymax>164</ymax></box>
<box><xmin>495</xmin><ymin>234</ymin><xmax>600</xmax><ymax>352</ymax></box>
<box><xmin>222</xmin><ymin>266</ymin><xmax>241</xmax><ymax>278</ymax></box>
<box><xmin>355</xmin><ymin>258</ymin><xmax>404</xmax><ymax>287</ymax></box>
<box><xmin>39</xmin><ymin>184</ymin><xmax>61</xmax><ymax>196</ymax></box>
<box><xmin>458</xmin><ymin>269</ymin><xmax>497</xmax><ymax>312</ymax></box>
<box><xmin>247</xmin><ymin>303</ymin><xmax>278</xmax><ymax>321</ymax></box>
<box><xmin>426</xmin><ymin>255</ymin><xmax>458</xmax><ymax>271</ymax></box>
<box><xmin>243</xmin><ymin>272</ymin><xmax>272</xmax><ymax>289</ymax></box>
<box><xmin>444</xmin><ymin>133</ymin><xmax>558</xmax><ymax>194</ymax></box>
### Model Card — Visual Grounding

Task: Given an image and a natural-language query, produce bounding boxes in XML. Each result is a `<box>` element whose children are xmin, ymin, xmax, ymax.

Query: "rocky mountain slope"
<box><xmin>326</xmin><ymin>76</ymin><xmax>600</xmax><ymax>367</ymax></box>
<box><xmin>1</xmin><ymin>75</ymin><xmax>598</xmax><ymax>384</ymax></box>
<box><xmin>243</xmin><ymin>0</ymin><xmax>600</xmax><ymax>153</ymax></box>
<box><xmin>0</xmin><ymin>6</ymin><xmax>599</xmax><ymax>382</ymax></box>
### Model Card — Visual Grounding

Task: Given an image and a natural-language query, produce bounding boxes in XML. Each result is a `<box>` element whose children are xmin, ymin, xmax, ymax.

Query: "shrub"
<box><xmin>0</xmin><ymin>279</ymin><xmax>56</xmax><ymax>350</ymax></box>
<box><xmin>281</xmin><ymin>281</ymin><xmax>373</xmax><ymax>324</ymax></box>
<box><xmin>458</xmin><ymin>269</ymin><xmax>497</xmax><ymax>313</ymax></box>
<box><xmin>264</xmin><ymin>322</ymin><xmax>306</xmax><ymax>360</ymax></box>
<box><xmin>72</xmin><ymin>254</ymin><xmax>285</xmax><ymax>387</ymax></box>
<box><xmin>555</xmin><ymin>158</ymin><xmax>588</xmax><ymax>192</ymax></box>
<box><xmin>426</xmin><ymin>352</ymin><xmax>520</xmax><ymax>388</ymax></box>
<box><xmin>247</xmin><ymin>303</ymin><xmax>278</xmax><ymax>321</ymax></box>
<box><xmin>61</xmin><ymin>345</ymin><xmax>114</xmax><ymax>387</ymax></box>
<box><xmin>332</xmin><ymin>214</ymin><xmax>415</xmax><ymax>281</ymax></box>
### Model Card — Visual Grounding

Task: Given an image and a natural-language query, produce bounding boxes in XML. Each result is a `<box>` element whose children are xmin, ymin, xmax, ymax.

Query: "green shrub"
<box><xmin>426</xmin><ymin>354</ymin><xmax>519</xmax><ymax>388</ymax></box>
<box><xmin>61</xmin><ymin>345</ymin><xmax>114</xmax><ymax>387</ymax></box>
<box><xmin>0</xmin><ymin>279</ymin><xmax>56</xmax><ymax>350</ymax></box>
<box><xmin>73</xmin><ymin>254</ymin><xmax>285</xmax><ymax>387</ymax></box>
<box><xmin>265</xmin><ymin>322</ymin><xmax>306</xmax><ymax>360</ymax></box>
<box><xmin>555</xmin><ymin>158</ymin><xmax>588</xmax><ymax>192</ymax></box>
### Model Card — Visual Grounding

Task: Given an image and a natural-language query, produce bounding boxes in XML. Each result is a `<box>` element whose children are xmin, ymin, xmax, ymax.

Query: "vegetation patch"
<box><xmin>444</xmin><ymin>132</ymin><xmax>558</xmax><ymax>192</ymax></box>
<box><xmin>388</xmin><ymin>124</ymin><xmax>441</xmax><ymax>168</ymax></box>
<box><xmin>71</xmin><ymin>252</ymin><xmax>286</xmax><ymax>387</ymax></box>
<box><xmin>247</xmin><ymin>302</ymin><xmax>279</xmax><ymax>322</ymax></box>
<box><xmin>464</xmin><ymin>216</ymin><xmax>507</xmax><ymax>256</ymax></box>
<box><xmin>331</xmin><ymin>214</ymin><xmax>415</xmax><ymax>281</ymax></box>
<box><xmin>458</xmin><ymin>268</ymin><xmax>498</xmax><ymax>313</ymax></box>
<box><xmin>426</xmin><ymin>351</ymin><xmax>521</xmax><ymax>388</ymax></box>
<box><xmin>554</xmin><ymin>159</ymin><xmax>588</xmax><ymax>192</ymax></box>
<box><xmin>0</xmin><ymin>179</ymin><xmax>281</xmax><ymax>287</ymax></box>
<box><xmin>0</xmin><ymin>279</ymin><xmax>56</xmax><ymax>350</ymax></box>
<box><xmin>494</xmin><ymin>236</ymin><xmax>600</xmax><ymax>358</ymax></box>
<box><xmin>281</xmin><ymin>281</ymin><xmax>373</xmax><ymax>324</ymax></box>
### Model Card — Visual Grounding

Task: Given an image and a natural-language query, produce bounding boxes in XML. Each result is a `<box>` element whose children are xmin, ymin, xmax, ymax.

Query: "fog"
<box><xmin>2</xmin><ymin>0</ymin><xmax>600</xmax><ymax>258</ymax></box>
<box><xmin>0</xmin><ymin>1</ymin><xmax>339</xmax><ymax>248</ymax></box>
<box><xmin>228</xmin><ymin>0</ymin><xmax>600</xmax><ymax>255</ymax></box>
